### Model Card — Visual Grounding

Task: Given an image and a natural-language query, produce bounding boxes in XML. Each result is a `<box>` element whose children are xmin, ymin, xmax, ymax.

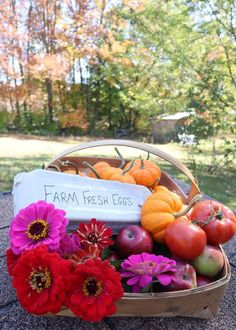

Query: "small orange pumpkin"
<box><xmin>88</xmin><ymin>161</ymin><xmax>111</xmax><ymax>178</ymax></box>
<box><xmin>141</xmin><ymin>188</ymin><xmax>184</xmax><ymax>243</ymax></box>
<box><xmin>153</xmin><ymin>185</ymin><xmax>170</xmax><ymax>194</ymax></box>
<box><xmin>83</xmin><ymin>161</ymin><xmax>136</xmax><ymax>184</ymax></box>
<box><xmin>124</xmin><ymin>159</ymin><xmax>161</xmax><ymax>188</ymax></box>
<box><xmin>141</xmin><ymin>190</ymin><xmax>201</xmax><ymax>243</ymax></box>
<box><xmin>100</xmin><ymin>166</ymin><xmax>121</xmax><ymax>180</ymax></box>
<box><xmin>107</xmin><ymin>168</ymin><xmax>136</xmax><ymax>184</ymax></box>
<box><xmin>78</xmin><ymin>171</ymin><xmax>87</xmax><ymax>176</ymax></box>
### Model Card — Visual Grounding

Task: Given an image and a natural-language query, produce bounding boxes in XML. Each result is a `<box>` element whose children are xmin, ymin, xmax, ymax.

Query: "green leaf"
<box><xmin>110</xmin><ymin>260</ymin><xmax>123</xmax><ymax>269</ymax></box>
<box><xmin>100</xmin><ymin>248</ymin><xmax>113</xmax><ymax>260</ymax></box>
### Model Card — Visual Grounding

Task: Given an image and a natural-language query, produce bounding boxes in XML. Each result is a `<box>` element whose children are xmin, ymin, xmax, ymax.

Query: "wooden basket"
<box><xmin>45</xmin><ymin>139</ymin><xmax>231</xmax><ymax>319</ymax></box>
<box><xmin>46</xmin><ymin>139</ymin><xmax>200</xmax><ymax>204</ymax></box>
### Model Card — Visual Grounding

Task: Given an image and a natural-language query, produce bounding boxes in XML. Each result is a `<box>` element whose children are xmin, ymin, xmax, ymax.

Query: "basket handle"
<box><xmin>46</xmin><ymin>139</ymin><xmax>200</xmax><ymax>201</ymax></box>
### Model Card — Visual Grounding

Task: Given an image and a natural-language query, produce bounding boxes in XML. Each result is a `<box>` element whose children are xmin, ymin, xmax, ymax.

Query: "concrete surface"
<box><xmin>0</xmin><ymin>192</ymin><xmax>236</xmax><ymax>329</ymax></box>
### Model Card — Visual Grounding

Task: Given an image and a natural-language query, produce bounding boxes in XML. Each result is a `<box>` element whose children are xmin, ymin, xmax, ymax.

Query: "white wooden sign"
<box><xmin>13</xmin><ymin>169</ymin><xmax>151</xmax><ymax>231</ymax></box>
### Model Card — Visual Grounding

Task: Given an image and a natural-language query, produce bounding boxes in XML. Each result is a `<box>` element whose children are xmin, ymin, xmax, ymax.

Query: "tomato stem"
<box><xmin>193</xmin><ymin>205</ymin><xmax>224</xmax><ymax>227</ymax></box>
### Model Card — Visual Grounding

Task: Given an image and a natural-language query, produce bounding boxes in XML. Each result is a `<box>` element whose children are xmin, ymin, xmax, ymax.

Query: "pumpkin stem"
<box><xmin>148</xmin><ymin>177</ymin><xmax>160</xmax><ymax>189</ymax></box>
<box><xmin>174</xmin><ymin>194</ymin><xmax>203</xmax><ymax>218</ymax></box>
<box><xmin>123</xmin><ymin>160</ymin><xmax>134</xmax><ymax>175</ymax></box>
<box><xmin>140</xmin><ymin>158</ymin><xmax>144</xmax><ymax>169</ymax></box>
<box><xmin>61</xmin><ymin>160</ymin><xmax>79</xmax><ymax>174</ymax></box>
<box><xmin>114</xmin><ymin>147</ymin><xmax>125</xmax><ymax>168</ymax></box>
<box><xmin>47</xmin><ymin>164</ymin><xmax>61</xmax><ymax>172</ymax></box>
<box><xmin>82</xmin><ymin>161</ymin><xmax>101</xmax><ymax>179</ymax></box>
<box><xmin>146</xmin><ymin>152</ymin><xmax>150</xmax><ymax>160</ymax></box>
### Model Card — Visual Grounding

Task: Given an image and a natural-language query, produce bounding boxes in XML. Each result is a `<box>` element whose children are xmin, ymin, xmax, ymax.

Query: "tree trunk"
<box><xmin>79</xmin><ymin>58</ymin><xmax>84</xmax><ymax>108</ymax></box>
<box><xmin>108</xmin><ymin>85</ymin><xmax>112</xmax><ymax>131</ymax></box>
<box><xmin>15</xmin><ymin>100</ymin><xmax>20</xmax><ymax>118</ymax></box>
<box><xmin>89</xmin><ymin>83</ymin><xmax>99</xmax><ymax>133</ymax></box>
<box><xmin>45</xmin><ymin>78</ymin><xmax>53</xmax><ymax>123</ymax></box>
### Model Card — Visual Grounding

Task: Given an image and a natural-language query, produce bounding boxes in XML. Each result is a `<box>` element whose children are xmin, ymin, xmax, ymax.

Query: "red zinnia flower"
<box><xmin>6</xmin><ymin>248</ymin><xmax>19</xmax><ymax>276</ymax></box>
<box><xmin>67</xmin><ymin>258</ymin><xmax>124</xmax><ymax>322</ymax></box>
<box><xmin>69</xmin><ymin>245</ymin><xmax>101</xmax><ymax>264</ymax></box>
<box><xmin>12</xmin><ymin>244</ymin><xmax>72</xmax><ymax>315</ymax></box>
<box><xmin>76</xmin><ymin>218</ymin><xmax>114</xmax><ymax>250</ymax></box>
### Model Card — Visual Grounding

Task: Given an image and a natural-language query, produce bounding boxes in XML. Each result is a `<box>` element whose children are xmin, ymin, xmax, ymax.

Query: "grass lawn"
<box><xmin>0</xmin><ymin>134</ymin><xmax>235</xmax><ymax>210</ymax></box>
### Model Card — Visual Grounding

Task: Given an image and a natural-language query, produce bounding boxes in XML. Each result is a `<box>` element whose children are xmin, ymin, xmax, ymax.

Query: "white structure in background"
<box><xmin>178</xmin><ymin>133</ymin><xmax>196</xmax><ymax>146</ymax></box>
<box><xmin>151</xmin><ymin>111</ymin><xmax>195</xmax><ymax>144</ymax></box>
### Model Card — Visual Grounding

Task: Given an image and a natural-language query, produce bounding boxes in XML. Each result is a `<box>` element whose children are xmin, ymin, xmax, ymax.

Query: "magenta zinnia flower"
<box><xmin>121</xmin><ymin>253</ymin><xmax>177</xmax><ymax>293</ymax></box>
<box><xmin>58</xmin><ymin>233</ymin><xmax>81</xmax><ymax>259</ymax></box>
<box><xmin>9</xmin><ymin>201</ymin><xmax>68</xmax><ymax>255</ymax></box>
<box><xmin>76</xmin><ymin>218</ymin><xmax>114</xmax><ymax>250</ymax></box>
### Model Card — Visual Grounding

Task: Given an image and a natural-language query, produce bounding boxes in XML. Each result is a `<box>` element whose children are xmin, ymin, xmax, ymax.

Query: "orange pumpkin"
<box><xmin>124</xmin><ymin>159</ymin><xmax>161</xmax><ymax>188</ymax></box>
<box><xmin>83</xmin><ymin>161</ymin><xmax>136</xmax><ymax>184</ymax></box>
<box><xmin>99</xmin><ymin>163</ymin><xmax>136</xmax><ymax>184</ymax></box>
<box><xmin>153</xmin><ymin>185</ymin><xmax>170</xmax><ymax>194</ymax></box>
<box><xmin>88</xmin><ymin>161</ymin><xmax>111</xmax><ymax>178</ymax></box>
<box><xmin>107</xmin><ymin>169</ymin><xmax>136</xmax><ymax>184</ymax></box>
<box><xmin>141</xmin><ymin>189</ymin><xmax>184</xmax><ymax>243</ymax></box>
<box><xmin>78</xmin><ymin>171</ymin><xmax>87</xmax><ymax>176</ymax></box>
<box><xmin>100</xmin><ymin>166</ymin><xmax>121</xmax><ymax>180</ymax></box>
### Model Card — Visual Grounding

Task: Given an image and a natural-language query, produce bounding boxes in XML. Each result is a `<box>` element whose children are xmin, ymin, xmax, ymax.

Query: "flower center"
<box><xmin>130</xmin><ymin>261</ymin><xmax>157</xmax><ymax>275</ymax></box>
<box><xmin>26</xmin><ymin>219</ymin><xmax>48</xmax><ymax>241</ymax></box>
<box><xmin>87</xmin><ymin>233</ymin><xmax>98</xmax><ymax>243</ymax></box>
<box><xmin>82</xmin><ymin>277</ymin><xmax>103</xmax><ymax>296</ymax></box>
<box><xmin>29</xmin><ymin>268</ymin><xmax>51</xmax><ymax>293</ymax></box>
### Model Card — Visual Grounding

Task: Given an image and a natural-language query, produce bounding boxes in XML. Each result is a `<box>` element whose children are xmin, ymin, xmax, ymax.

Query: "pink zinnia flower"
<box><xmin>9</xmin><ymin>201</ymin><xmax>68</xmax><ymax>255</ymax></box>
<box><xmin>121</xmin><ymin>253</ymin><xmax>177</xmax><ymax>293</ymax></box>
<box><xmin>58</xmin><ymin>233</ymin><xmax>81</xmax><ymax>259</ymax></box>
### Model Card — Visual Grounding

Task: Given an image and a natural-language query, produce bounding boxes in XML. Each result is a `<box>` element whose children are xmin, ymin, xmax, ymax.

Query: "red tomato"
<box><xmin>189</xmin><ymin>200</ymin><xmax>236</xmax><ymax>245</ymax></box>
<box><xmin>165</xmin><ymin>217</ymin><xmax>207</xmax><ymax>260</ymax></box>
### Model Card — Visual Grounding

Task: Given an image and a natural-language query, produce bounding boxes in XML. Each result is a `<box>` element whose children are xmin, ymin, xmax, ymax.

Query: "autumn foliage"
<box><xmin>0</xmin><ymin>0</ymin><xmax>235</xmax><ymax>139</ymax></box>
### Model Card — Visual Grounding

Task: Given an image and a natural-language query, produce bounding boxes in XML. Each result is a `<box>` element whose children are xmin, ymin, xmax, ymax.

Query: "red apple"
<box><xmin>197</xmin><ymin>275</ymin><xmax>212</xmax><ymax>287</ymax></box>
<box><xmin>115</xmin><ymin>225</ymin><xmax>153</xmax><ymax>258</ymax></box>
<box><xmin>191</xmin><ymin>245</ymin><xmax>224</xmax><ymax>278</ymax></box>
<box><xmin>164</xmin><ymin>260</ymin><xmax>197</xmax><ymax>291</ymax></box>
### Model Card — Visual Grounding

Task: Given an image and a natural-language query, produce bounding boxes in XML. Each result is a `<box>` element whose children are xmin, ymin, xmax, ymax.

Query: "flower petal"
<box><xmin>127</xmin><ymin>275</ymin><xmax>140</xmax><ymax>285</ymax></box>
<box><xmin>157</xmin><ymin>274</ymin><xmax>172</xmax><ymax>286</ymax></box>
<box><xmin>139</xmin><ymin>275</ymin><xmax>152</xmax><ymax>288</ymax></box>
